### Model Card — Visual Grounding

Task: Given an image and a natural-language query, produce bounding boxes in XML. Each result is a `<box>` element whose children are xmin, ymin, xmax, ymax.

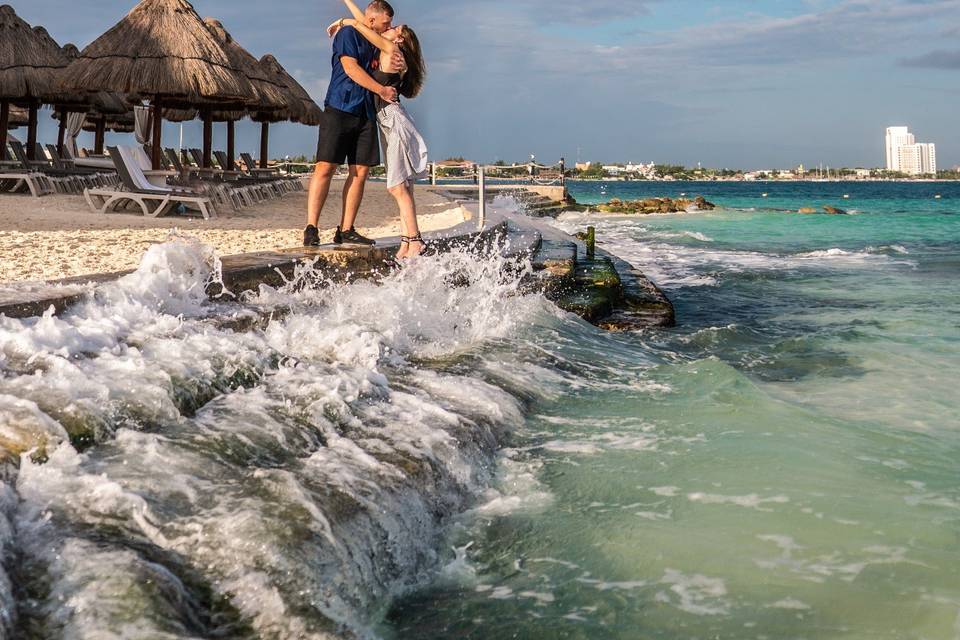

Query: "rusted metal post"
<box><xmin>586</xmin><ymin>226</ymin><xmax>596</xmax><ymax>259</ymax></box>
<box><xmin>560</xmin><ymin>157</ymin><xmax>565</xmax><ymax>186</ymax></box>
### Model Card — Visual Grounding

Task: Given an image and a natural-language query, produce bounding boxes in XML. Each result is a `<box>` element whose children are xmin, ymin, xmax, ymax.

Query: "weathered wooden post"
<box><xmin>586</xmin><ymin>226</ymin><xmax>596</xmax><ymax>259</ymax></box>
<box><xmin>560</xmin><ymin>157</ymin><xmax>565</xmax><ymax>186</ymax></box>
<box><xmin>94</xmin><ymin>115</ymin><xmax>106</xmax><ymax>156</ymax></box>
<box><xmin>472</xmin><ymin>163</ymin><xmax>479</xmax><ymax>186</ymax></box>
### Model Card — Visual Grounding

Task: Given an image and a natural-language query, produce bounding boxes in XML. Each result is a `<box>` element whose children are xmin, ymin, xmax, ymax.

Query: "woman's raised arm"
<box><xmin>337</xmin><ymin>18</ymin><xmax>397</xmax><ymax>54</ymax></box>
<box><xmin>342</xmin><ymin>0</ymin><xmax>366</xmax><ymax>22</ymax></box>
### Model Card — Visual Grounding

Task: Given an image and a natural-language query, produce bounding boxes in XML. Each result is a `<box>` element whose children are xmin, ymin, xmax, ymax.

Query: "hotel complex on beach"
<box><xmin>886</xmin><ymin>126</ymin><xmax>937</xmax><ymax>176</ymax></box>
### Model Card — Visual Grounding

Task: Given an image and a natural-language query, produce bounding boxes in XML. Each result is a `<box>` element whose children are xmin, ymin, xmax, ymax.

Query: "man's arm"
<box><xmin>341</xmin><ymin>55</ymin><xmax>398</xmax><ymax>103</ymax></box>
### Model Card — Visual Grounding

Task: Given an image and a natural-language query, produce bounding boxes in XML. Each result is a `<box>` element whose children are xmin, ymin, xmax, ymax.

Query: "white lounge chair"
<box><xmin>83</xmin><ymin>146</ymin><xmax>217</xmax><ymax>219</ymax></box>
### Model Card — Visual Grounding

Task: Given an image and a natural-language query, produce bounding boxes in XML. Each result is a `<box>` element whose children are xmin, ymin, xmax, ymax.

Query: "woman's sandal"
<box><xmin>406</xmin><ymin>233</ymin><xmax>427</xmax><ymax>257</ymax></box>
<box><xmin>398</xmin><ymin>234</ymin><xmax>427</xmax><ymax>260</ymax></box>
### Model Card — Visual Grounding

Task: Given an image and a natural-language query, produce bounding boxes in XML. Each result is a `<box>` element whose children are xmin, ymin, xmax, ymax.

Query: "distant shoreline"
<box><xmin>568</xmin><ymin>178</ymin><xmax>957</xmax><ymax>184</ymax></box>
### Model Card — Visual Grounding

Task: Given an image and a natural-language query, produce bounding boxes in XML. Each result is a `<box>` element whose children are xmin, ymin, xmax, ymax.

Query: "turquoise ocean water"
<box><xmin>1</xmin><ymin>181</ymin><xmax>957</xmax><ymax>638</ymax></box>
<box><xmin>384</xmin><ymin>182</ymin><xmax>960</xmax><ymax>638</ymax></box>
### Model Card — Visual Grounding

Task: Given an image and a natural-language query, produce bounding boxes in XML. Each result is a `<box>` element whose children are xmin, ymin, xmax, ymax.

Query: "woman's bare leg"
<box><xmin>389</xmin><ymin>181</ymin><xmax>423</xmax><ymax>257</ymax></box>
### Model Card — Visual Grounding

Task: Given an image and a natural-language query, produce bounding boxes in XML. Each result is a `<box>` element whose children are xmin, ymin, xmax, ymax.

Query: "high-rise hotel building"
<box><xmin>886</xmin><ymin>127</ymin><xmax>937</xmax><ymax>175</ymax></box>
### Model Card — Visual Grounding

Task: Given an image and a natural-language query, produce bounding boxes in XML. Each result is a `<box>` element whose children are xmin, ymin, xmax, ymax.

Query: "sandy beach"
<box><xmin>0</xmin><ymin>179</ymin><xmax>467</xmax><ymax>283</ymax></box>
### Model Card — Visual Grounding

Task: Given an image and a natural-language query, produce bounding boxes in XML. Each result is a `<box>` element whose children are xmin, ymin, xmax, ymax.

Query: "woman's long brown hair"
<box><xmin>398</xmin><ymin>26</ymin><xmax>426</xmax><ymax>98</ymax></box>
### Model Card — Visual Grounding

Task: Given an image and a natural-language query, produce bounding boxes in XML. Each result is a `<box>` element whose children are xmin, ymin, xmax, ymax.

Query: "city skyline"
<box><xmin>9</xmin><ymin>0</ymin><xmax>960</xmax><ymax>167</ymax></box>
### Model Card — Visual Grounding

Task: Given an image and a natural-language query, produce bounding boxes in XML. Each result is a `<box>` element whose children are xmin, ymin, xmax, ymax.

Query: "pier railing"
<box><xmin>428</xmin><ymin>158</ymin><xmax>566</xmax><ymax>188</ymax></box>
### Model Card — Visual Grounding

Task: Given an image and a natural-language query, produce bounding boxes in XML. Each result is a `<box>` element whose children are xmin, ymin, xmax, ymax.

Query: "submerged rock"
<box><xmin>823</xmin><ymin>206</ymin><xmax>847</xmax><ymax>215</ymax></box>
<box><xmin>798</xmin><ymin>207</ymin><xmax>817</xmax><ymax>214</ymax></box>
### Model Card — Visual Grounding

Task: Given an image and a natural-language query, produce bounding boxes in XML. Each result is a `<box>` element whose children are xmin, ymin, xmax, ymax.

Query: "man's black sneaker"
<box><xmin>303</xmin><ymin>225</ymin><xmax>320</xmax><ymax>247</ymax></box>
<box><xmin>339</xmin><ymin>227</ymin><xmax>376</xmax><ymax>246</ymax></box>
<box><xmin>333</xmin><ymin>226</ymin><xmax>343</xmax><ymax>244</ymax></box>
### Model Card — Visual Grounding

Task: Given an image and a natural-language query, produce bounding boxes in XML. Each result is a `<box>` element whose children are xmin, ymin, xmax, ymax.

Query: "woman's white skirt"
<box><xmin>377</xmin><ymin>102</ymin><xmax>429</xmax><ymax>189</ymax></box>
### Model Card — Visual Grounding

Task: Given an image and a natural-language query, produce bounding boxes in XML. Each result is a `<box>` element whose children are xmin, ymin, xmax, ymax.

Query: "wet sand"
<box><xmin>0</xmin><ymin>180</ymin><xmax>466</xmax><ymax>283</ymax></box>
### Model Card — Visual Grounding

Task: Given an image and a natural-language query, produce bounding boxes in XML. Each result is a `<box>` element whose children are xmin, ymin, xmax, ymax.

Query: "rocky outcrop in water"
<box><xmin>595</xmin><ymin>196</ymin><xmax>717</xmax><ymax>214</ymax></box>
<box><xmin>796</xmin><ymin>206</ymin><xmax>848</xmax><ymax>215</ymax></box>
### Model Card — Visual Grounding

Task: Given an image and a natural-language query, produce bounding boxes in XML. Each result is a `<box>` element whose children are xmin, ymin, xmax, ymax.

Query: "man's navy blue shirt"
<box><xmin>324</xmin><ymin>26</ymin><xmax>376</xmax><ymax>119</ymax></box>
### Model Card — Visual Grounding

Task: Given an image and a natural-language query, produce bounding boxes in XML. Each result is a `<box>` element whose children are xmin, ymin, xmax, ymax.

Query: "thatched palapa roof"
<box><xmin>257</xmin><ymin>54</ymin><xmax>322</xmax><ymax>125</ymax></box>
<box><xmin>82</xmin><ymin>112</ymin><xmax>135</xmax><ymax>134</ymax></box>
<box><xmin>0</xmin><ymin>5</ymin><xmax>71</xmax><ymax>103</ymax></box>
<box><xmin>51</xmin><ymin>42</ymin><xmax>131</xmax><ymax>114</ymax></box>
<box><xmin>202</xmin><ymin>18</ymin><xmax>286</xmax><ymax>113</ymax></box>
<box><xmin>61</xmin><ymin>0</ymin><xmax>256</xmax><ymax>107</ymax></box>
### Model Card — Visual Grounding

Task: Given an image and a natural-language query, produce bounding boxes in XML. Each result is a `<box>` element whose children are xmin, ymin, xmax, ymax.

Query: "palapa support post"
<box><xmin>586</xmin><ymin>226</ymin><xmax>596</xmax><ymax>259</ymax></box>
<box><xmin>202</xmin><ymin>110</ymin><xmax>212</xmax><ymax>168</ymax></box>
<box><xmin>151</xmin><ymin>96</ymin><xmax>163</xmax><ymax>169</ymax></box>
<box><xmin>472</xmin><ymin>163</ymin><xmax>479</xmax><ymax>186</ymax></box>
<box><xmin>94</xmin><ymin>115</ymin><xmax>106</xmax><ymax>156</ymax></box>
<box><xmin>259</xmin><ymin>121</ymin><xmax>269</xmax><ymax>169</ymax></box>
<box><xmin>26</xmin><ymin>101</ymin><xmax>38</xmax><ymax>160</ymax></box>
<box><xmin>0</xmin><ymin>100</ymin><xmax>8</xmax><ymax>160</ymax></box>
<box><xmin>56</xmin><ymin>108</ymin><xmax>67</xmax><ymax>156</ymax></box>
<box><xmin>226</xmin><ymin>120</ymin><xmax>235</xmax><ymax>170</ymax></box>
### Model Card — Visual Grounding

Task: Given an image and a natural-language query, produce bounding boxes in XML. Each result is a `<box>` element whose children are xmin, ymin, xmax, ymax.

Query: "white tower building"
<box><xmin>897</xmin><ymin>143</ymin><xmax>937</xmax><ymax>176</ymax></box>
<box><xmin>886</xmin><ymin>127</ymin><xmax>915</xmax><ymax>171</ymax></box>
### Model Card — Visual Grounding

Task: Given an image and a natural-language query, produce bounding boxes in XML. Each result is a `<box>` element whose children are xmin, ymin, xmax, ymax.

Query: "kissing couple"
<box><xmin>304</xmin><ymin>0</ymin><xmax>429</xmax><ymax>259</ymax></box>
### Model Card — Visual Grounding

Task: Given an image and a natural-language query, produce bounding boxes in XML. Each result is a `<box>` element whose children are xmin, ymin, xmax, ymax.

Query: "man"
<box><xmin>304</xmin><ymin>0</ymin><xmax>398</xmax><ymax>247</ymax></box>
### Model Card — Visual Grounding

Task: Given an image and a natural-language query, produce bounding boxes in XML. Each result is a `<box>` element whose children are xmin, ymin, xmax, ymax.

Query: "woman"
<box><xmin>329</xmin><ymin>0</ymin><xmax>428</xmax><ymax>258</ymax></box>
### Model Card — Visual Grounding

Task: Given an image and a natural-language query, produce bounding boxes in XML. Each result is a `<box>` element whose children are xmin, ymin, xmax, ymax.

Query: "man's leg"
<box><xmin>340</xmin><ymin>164</ymin><xmax>370</xmax><ymax>231</ymax></box>
<box><xmin>307</xmin><ymin>161</ymin><xmax>338</xmax><ymax>228</ymax></box>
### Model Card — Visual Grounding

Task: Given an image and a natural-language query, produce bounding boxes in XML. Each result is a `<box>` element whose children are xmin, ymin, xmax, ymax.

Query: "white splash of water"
<box><xmin>0</xmin><ymin>237</ymin><xmax>560</xmax><ymax>637</ymax></box>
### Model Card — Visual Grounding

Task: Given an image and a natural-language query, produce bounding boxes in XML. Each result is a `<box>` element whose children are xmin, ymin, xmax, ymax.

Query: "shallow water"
<box><xmin>384</xmin><ymin>182</ymin><xmax>960</xmax><ymax>639</ymax></box>
<box><xmin>0</xmin><ymin>182</ymin><xmax>958</xmax><ymax>638</ymax></box>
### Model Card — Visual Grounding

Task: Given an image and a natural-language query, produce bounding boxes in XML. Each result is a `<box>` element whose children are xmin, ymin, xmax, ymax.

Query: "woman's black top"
<box><xmin>372</xmin><ymin>68</ymin><xmax>403</xmax><ymax>111</ymax></box>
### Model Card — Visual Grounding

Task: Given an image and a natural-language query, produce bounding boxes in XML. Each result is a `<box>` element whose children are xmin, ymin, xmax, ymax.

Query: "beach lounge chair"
<box><xmin>4</xmin><ymin>142</ymin><xmax>62</xmax><ymax>196</ymax></box>
<box><xmin>83</xmin><ymin>146</ymin><xmax>217</xmax><ymax>219</ymax></box>
<box><xmin>240</xmin><ymin>152</ymin><xmax>278</xmax><ymax>176</ymax></box>
<box><xmin>212</xmin><ymin>150</ymin><xmax>279</xmax><ymax>202</ymax></box>
<box><xmin>10</xmin><ymin>141</ymin><xmax>118</xmax><ymax>194</ymax></box>
<box><xmin>240</xmin><ymin>152</ymin><xmax>304</xmax><ymax>193</ymax></box>
<box><xmin>45</xmin><ymin>145</ymin><xmax>119</xmax><ymax>190</ymax></box>
<box><xmin>0</xmin><ymin>164</ymin><xmax>52</xmax><ymax>197</ymax></box>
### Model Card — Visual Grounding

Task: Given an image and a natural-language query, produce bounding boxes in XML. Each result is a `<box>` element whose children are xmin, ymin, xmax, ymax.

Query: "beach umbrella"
<box><xmin>61</xmin><ymin>0</ymin><xmax>257</xmax><ymax>169</ymax></box>
<box><xmin>0</xmin><ymin>5</ymin><xmax>74</xmax><ymax>159</ymax></box>
<box><xmin>200</xmin><ymin>18</ymin><xmax>286</xmax><ymax>170</ymax></box>
<box><xmin>256</xmin><ymin>54</ymin><xmax>322</xmax><ymax>168</ymax></box>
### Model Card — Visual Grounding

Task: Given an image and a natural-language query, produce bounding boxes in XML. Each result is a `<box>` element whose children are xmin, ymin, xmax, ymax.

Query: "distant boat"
<box><xmin>762</xmin><ymin>193</ymin><xmax>769</xmax><ymax>197</ymax></box>
<box><xmin>935</xmin><ymin>194</ymin><xmax>942</xmax><ymax>199</ymax></box>
<box><xmin>843</xmin><ymin>194</ymin><xmax>850</xmax><ymax>199</ymax></box>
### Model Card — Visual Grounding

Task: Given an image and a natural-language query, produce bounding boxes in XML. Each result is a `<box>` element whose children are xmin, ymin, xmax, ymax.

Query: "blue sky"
<box><xmin>12</xmin><ymin>0</ymin><xmax>960</xmax><ymax>168</ymax></box>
